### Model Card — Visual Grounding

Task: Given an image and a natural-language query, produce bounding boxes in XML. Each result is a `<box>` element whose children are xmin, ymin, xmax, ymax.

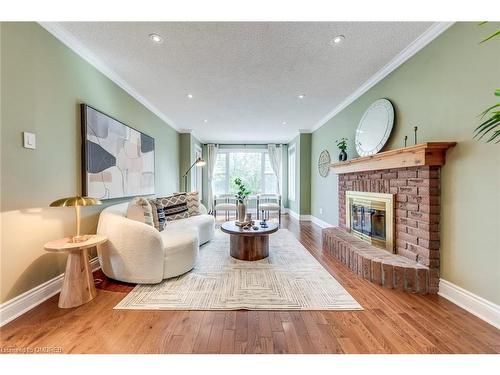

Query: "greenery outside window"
<box><xmin>213</xmin><ymin>149</ymin><xmax>278</xmax><ymax>196</ymax></box>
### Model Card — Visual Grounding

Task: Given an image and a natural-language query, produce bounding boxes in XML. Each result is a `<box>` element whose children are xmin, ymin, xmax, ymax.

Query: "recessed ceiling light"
<box><xmin>331</xmin><ymin>35</ymin><xmax>345</xmax><ymax>45</ymax></box>
<box><xmin>204</xmin><ymin>119</ymin><xmax>208</xmax><ymax>123</ymax></box>
<box><xmin>187</xmin><ymin>94</ymin><xmax>193</xmax><ymax>99</ymax></box>
<box><xmin>298</xmin><ymin>94</ymin><xmax>306</xmax><ymax>99</ymax></box>
<box><xmin>282</xmin><ymin>121</ymin><xmax>287</xmax><ymax>125</ymax></box>
<box><xmin>149</xmin><ymin>33</ymin><xmax>163</xmax><ymax>44</ymax></box>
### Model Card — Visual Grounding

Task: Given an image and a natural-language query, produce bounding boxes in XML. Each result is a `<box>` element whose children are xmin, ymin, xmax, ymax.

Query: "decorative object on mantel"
<box><xmin>414</xmin><ymin>126</ymin><xmax>418</xmax><ymax>145</ymax></box>
<box><xmin>335</xmin><ymin>138</ymin><xmax>348</xmax><ymax>161</ymax></box>
<box><xmin>330</xmin><ymin>142</ymin><xmax>457</xmax><ymax>174</ymax></box>
<box><xmin>49</xmin><ymin>196</ymin><xmax>102</xmax><ymax>243</ymax></box>
<box><xmin>355</xmin><ymin>98</ymin><xmax>395</xmax><ymax>156</ymax></box>
<box><xmin>318</xmin><ymin>149</ymin><xmax>331</xmax><ymax>177</ymax></box>
<box><xmin>233</xmin><ymin>177</ymin><xmax>251</xmax><ymax>223</ymax></box>
<box><xmin>404</xmin><ymin>135</ymin><xmax>408</xmax><ymax>147</ymax></box>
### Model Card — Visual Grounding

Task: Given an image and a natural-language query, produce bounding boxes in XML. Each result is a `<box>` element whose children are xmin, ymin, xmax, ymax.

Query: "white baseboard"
<box><xmin>310</xmin><ymin>216</ymin><xmax>333</xmax><ymax>228</ymax></box>
<box><xmin>438</xmin><ymin>279</ymin><xmax>500</xmax><ymax>329</ymax></box>
<box><xmin>0</xmin><ymin>257</ymin><xmax>101</xmax><ymax>327</ymax></box>
<box><xmin>285</xmin><ymin>209</ymin><xmax>310</xmax><ymax>221</ymax></box>
<box><xmin>285</xmin><ymin>209</ymin><xmax>333</xmax><ymax>228</ymax></box>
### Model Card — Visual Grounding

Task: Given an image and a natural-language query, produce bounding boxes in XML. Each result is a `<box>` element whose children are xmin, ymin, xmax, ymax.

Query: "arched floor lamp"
<box><xmin>182</xmin><ymin>157</ymin><xmax>206</xmax><ymax>192</ymax></box>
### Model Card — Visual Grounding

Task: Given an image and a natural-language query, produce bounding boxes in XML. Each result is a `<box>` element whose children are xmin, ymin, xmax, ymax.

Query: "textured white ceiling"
<box><xmin>55</xmin><ymin>22</ymin><xmax>433</xmax><ymax>143</ymax></box>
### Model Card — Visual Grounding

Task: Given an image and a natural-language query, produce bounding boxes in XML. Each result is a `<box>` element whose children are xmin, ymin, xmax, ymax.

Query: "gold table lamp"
<box><xmin>50</xmin><ymin>196</ymin><xmax>102</xmax><ymax>243</ymax></box>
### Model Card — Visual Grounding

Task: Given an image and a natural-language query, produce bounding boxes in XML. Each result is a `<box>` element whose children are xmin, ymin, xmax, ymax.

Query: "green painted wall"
<box><xmin>179</xmin><ymin>133</ymin><xmax>192</xmax><ymax>191</ymax></box>
<box><xmin>299</xmin><ymin>133</ymin><xmax>311</xmax><ymax>215</ymax></box>
<box><xmin>179</xmin><ymin>133</ymin><xmax>202</xmax><ymax>192</ymax></box>
<box><xmin>311</xmin><ymin>22</ymin><xmax>500</xmax><ymax>304</ymax></box>
<box><xmin>281</xmin><ymin>144</ymin><xmax>289</xmax><ymax>209</ymax></box>
<box><xmin>0</xmin><ymin>22</ymin><xmax>180</xmax><ymax>303</ymax></box>
<box><xmin>287</xmin><ymin>135</ymin><xmax>300</xmax><ymax>213</ymax></box>
<box><xmin>288</xmin><ymin>133</ymin><xmax>311</xmax><ymax>215</ymax></box>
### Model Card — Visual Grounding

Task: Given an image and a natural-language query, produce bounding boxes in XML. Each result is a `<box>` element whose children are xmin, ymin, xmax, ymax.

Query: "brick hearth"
<box><xmin>323</xmin><ymin>165</ymin><xmax>441</xmax><ymax>293</ymax></box>
<box><xmin>322</xmin><ymin>228</ymin><xmax>429</xmax><ymax>293</ymax></box>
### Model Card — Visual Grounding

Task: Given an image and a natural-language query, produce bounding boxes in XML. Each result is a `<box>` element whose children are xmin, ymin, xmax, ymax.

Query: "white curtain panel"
<box><xmin>207</xmin><ymin>144</ymin><xmax>219</xmax><ymax>212</ymax></box>
<box><xmin>267</xmin><ymin>144</ymin><xmax>282</xmax><ymax>195</ymax></box>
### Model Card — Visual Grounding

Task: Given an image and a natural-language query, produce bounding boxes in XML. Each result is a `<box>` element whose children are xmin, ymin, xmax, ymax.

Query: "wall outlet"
<box><xmin>23</xmin><ymin>132</ymin><xmax>36</xmax><ymax>149</ymax></box>
<box><xmin>319</xmin><ymin>208</ymin><xmax>323</xmax><ymax>215</ymax></box>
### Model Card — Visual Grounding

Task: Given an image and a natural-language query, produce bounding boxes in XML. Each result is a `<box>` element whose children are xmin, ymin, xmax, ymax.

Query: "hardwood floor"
<box><xmin>1</xmin><ymin>215</ymin><xmax>499</xmax><ymax>354</ymax></box>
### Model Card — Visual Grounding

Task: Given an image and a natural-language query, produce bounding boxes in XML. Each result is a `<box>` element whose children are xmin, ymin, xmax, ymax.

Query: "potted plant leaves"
<box><xmin>335</xmin><ymin>138</ymin><xmax>348</xmax><ymax>161</ymax></box>
<box><xmin>233</xmin><ymin>177</ymin><xmax>251</xmax><ymax>223</ymax></box>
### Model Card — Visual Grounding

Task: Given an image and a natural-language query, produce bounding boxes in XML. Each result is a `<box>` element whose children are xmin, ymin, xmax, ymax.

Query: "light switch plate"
<box><xmin>23</xmin><ymin>132</ymin><xmax>36</xmax><ymax>149</ymax></box>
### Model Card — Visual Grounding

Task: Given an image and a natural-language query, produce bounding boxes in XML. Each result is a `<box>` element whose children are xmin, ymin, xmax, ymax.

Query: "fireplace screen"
<box><xmin>351</xmin><ymin>204</ymin><xmax>386</xmax><ymax>241</ymax></box>
<box><xmin>345</xmin><ymin>191</ymin><xmax>394</xmax><ymax>252</ymax></box>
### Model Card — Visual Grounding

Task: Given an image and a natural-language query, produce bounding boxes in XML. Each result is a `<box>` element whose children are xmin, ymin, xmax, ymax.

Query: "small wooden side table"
<box><xmin>44</xmin><ymin>235</ymin><xmax>107</xmax><ymax>308</ymax></box>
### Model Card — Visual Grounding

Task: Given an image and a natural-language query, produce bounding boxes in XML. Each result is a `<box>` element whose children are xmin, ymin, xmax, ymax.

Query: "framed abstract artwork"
<box><xmin>81</xmin><ymin>104</ymin><xmax>155</xmax><ymax>200</ymax></box>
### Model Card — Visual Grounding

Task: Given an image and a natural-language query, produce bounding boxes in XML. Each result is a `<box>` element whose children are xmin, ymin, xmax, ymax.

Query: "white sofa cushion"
<box><xmin>165</xmin><ymin>214</ymin><xmax>215</xmax><ymax>245</ymax></box>
<box><xmin>160</xmin><ymin>227</ymin><xmax>199</xmax><ymax>278</ymax></box>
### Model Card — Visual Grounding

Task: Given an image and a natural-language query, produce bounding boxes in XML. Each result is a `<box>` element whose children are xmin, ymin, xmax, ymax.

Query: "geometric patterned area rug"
<box><xmin>114</xmin><ymin>229</ymin><xmax>362</xmax><ymax>311</ymax></box>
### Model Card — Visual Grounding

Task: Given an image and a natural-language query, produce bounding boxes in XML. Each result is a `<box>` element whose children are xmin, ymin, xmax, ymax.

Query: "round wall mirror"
<box><xmin>355</xmin><ymin>99</ymin><xmax>394</xmax><ymax>156</ymax></box>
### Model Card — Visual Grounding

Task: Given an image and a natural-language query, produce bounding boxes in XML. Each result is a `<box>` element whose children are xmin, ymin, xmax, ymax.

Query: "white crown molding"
<box><xmin>0</xmin><ymin>258</ymin><xmax>101</xmax><ymax>327</ymax></box>
<box><xmin>438</xmin><ymin>279</ymin><xmax>500</xmax><ymax>329</ymax></box>
<box><xmin>310</xmin><ymin>22</ymin><xmax>455</xmax><ymax>133</ymax></box>
<box><xmin>38</xmin><ymin>22</ymin><xmax>180</xmax><ymax>132</ymax></box>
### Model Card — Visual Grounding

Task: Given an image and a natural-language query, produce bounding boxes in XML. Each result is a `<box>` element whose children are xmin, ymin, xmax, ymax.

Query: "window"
<box><xmin>213</xmin><ymin>153</ymin><xmax>227</xmax><ymax>196</ymax></box>
<box><xmin>288</xmin><ymin>145</ymin><xmax>296</xmax><ymax>201</ymax></box>
<box><xmin>213</xmin><ymin>149</ymin><xmax>279</xmax><ymax>196</ymax></box>
<box><xmin>263</xmin><ymin>153</ymin><xmax>278</xmax><ymax>194</ymax></box>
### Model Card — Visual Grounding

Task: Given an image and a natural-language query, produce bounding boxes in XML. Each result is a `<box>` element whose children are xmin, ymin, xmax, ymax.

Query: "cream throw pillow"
<box><xmin>126</xmin><ymin>197</ymin><xmax>154</xmax><ymax>227</ymax></box>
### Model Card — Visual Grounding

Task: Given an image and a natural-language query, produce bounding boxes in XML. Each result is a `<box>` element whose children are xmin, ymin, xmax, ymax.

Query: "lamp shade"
<box><xmin>50</xmin><ymin>196</ymin><xmax>102</xmax><ymax>207</ymax></box>
<box><xmin>195</xmin><ymin>157</ymin><xmax>206</xmax><ymax>166</ymax></box>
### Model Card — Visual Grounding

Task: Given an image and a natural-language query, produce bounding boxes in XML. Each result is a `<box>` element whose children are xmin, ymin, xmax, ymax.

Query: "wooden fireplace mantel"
<box><xmin>330</xmin><ymin>142</ymin><xmax>457</xmax><ymax>174</ymax></box>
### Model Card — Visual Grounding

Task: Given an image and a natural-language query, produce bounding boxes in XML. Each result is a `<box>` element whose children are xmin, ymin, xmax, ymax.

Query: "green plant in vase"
<box><xmin>335</xmin><ymin>137</ymin><xmax>348</xmax><ymax>161</ymax></box>
<box><xmin>233</xmin><ymin>178</ymin><xmax>251</xmax><ymax>222</ymax></box>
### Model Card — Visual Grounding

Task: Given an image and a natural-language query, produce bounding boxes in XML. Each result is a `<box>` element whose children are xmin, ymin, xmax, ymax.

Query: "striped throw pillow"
<box><xmin>148</xmin><ymin>199</ymin><xmax>166</xmax><ymax>231</ymax></box>
<box><xmin>160</xmin><ymin>193</ymin><xmax>189</xmax><ymax>221</ymax></box>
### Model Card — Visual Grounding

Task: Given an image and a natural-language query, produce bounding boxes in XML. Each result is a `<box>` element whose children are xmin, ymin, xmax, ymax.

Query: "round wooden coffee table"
<box><xmin>221</xmin><ymin>221</ymin><xmax>279</xmax><ymax>261</ymax></box>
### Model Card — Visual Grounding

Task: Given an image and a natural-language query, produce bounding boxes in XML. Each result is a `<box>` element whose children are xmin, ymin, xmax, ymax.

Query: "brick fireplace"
<box><xmin>340</xmin><ymin>166</ymin><xmax>440</xmax><ymax>290</ymax></box>
<box><xmin>322</xmin><ymin>143</ymin><xmax>455</xmax><ymax>294</ymax></box>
